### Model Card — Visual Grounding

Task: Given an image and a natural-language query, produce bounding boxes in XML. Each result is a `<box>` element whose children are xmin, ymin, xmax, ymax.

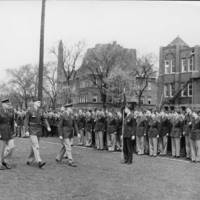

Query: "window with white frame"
<box><xmin>181</xmin><ymin>58</ymin><xmax>187</xmax><ymax>72</ymax></box>
<box><xmin>140</xmin><ymin>97</ymin><xmax>145</xmax><ymax>105</ymax></box>
<box><xmin>164</xmin><ymin>84</ymin><xmax>170</xmax><ymax>97</ymax></box>
<box><xmin>147</xmin><ymin>82</ymin><xmax>152</xmax><ymax>90</ymax></box>
<box><xmin>171</xmin><ymin>60</ymin><xmax>176</xmax><ymax>73</ymax></box>
<box><xmin>92</xmin><ymin>95</ymin><xmax>98</xmax><ymax>103</ymax></box>
<box><xmin>147</xmin><ymin>97</ymin><xmax>151</xmax><ymax>104</ymax></box>
<box><xmin>164</xmin><ymin>60</ymin><xmax>171</xmax><ymax>74</ymax></box>
<box><xmin>181</xmin><ymin>84</ymin><xmax>188</xmax><ymax>97</ymax></box>
<box><xmin>188</xmin><ymin>83</ymin><xmax>193</xmax><ymax>96</ymax></box>
<box><xmin>170</xmin><ymin>83</ymin><xmax>175</xmax><ymax>97</ymax></box>
<box><xmin>188</xmin><ymin>57</ymin><xmax>194</xmax><ymax>72</ymax></box>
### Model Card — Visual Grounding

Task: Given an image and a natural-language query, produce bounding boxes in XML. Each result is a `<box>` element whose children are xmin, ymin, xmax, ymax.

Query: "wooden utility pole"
<box><xmin>38</xmin><ymin>0</ymin><xmax>46</xmax><ymax>102</ymax></box>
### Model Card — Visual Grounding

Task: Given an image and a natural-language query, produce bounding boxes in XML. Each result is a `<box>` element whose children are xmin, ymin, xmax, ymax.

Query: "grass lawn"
<box><xmin>0</xmin><ymin>137</ymin><xmax>199</xmax><ymax>200</ymax></box>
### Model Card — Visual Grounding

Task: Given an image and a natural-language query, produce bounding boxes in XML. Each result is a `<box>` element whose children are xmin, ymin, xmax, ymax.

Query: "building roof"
<box><xmin>168</xmin><ymin>36</ymin><xmax>189</xmax><ymax>47</ymax></box>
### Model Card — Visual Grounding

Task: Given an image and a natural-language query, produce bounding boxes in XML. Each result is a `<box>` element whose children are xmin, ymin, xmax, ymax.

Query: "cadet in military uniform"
<box><xmin>147</xmin><ymin>114</ymin><xmax>159</xmax><ymax>157</ymax></box>
<box><xmin>122</xmin><ymin>108</ymin><xmax>136</xmax><ymax>164</ymax></box>
<box><xmin>135</xmin><ymin>115</ymin><xmax>146</xmax><ymax>155</ymax></box>
<box><xmin>190</xmin><ymin>112</ymin><xmax>200</xmax><ymax>162</ymax></box>
<box><xmin>94</xmin><ymin>110</ymin><xmax>106</xmax><ymax>150</ymax></box>
<box><xmin>85</xmin><ymin>111</ymin><xmax>93</xmax><ymax>147</ymax></box>
<box><xmin>159</xmin><ymin>113</ymin><xmax>171</xmax><ymax>156</ymax></box>
<box><xmin>24</xmin><ymin>100</ymin><xmax>51</xmax><ymax>168</ymax></box>
<box><xmin>56</xmin><ymin>108</ymin><xmax>77</xmax><ymax>167</ymax></box>
<box><xmin>170</xmin><ymin>115</ymin><xmax>183</xmax><ymax>158</ymax></box>
<box><xmin>106</xmin><ymin>112</ymin><xmax>117</xmax><ymax>151</ymax></box>
<box><xmin>0</xmin><ymin>98</ymin><xmax>15</xmax><ymax>170</ymax></box>
<box><xmin>183</xmin><ymin>109</ymin><xmax>192</xmax><ymax>159</ymax></box>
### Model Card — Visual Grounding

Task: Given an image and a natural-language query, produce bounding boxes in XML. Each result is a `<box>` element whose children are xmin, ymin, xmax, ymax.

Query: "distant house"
<box><xmin>57</xmin><ymin>42</ymin><xmax>157</xmax><ymax>110</ymax></box>
<box><xmin>157</xmin><ymin>36</ymin><xmax>200</xmax><ymax>110</ymax></box>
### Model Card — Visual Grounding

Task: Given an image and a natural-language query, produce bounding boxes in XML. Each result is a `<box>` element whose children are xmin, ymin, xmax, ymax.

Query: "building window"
<box><xmin>140</xmin><ymin>97</ymin><xmax>144</xmax><ymax>105</ymax></box>
<box><xmin>92</xmin><ymin>95</ymin><xmax>98</xmax><ymax>103</ymax></box>
<box><xmin>188</xmin><ymin>57</ymin><xmax>194</xmax><ymax>72</ymax></box>
<box><xmin>147</xmin><ymin>82</ymin><xmax>152</xmax><ymax>90</ymax></box>
<box><xmin>84</xmin><ymin>96</ymin><xmax>87</xmax><ymax>103</ymax></box>
<box><xmin>181</xmin><ymin>58</ymin><xmax>187</xmax><ymax>72</ymax></box>
<box><xmin>170</xmin><ymin>83</ymin><xmax>175</xmax><ymax>97</ymax></box>
<box><xmin>164</xmin><ymin>60</ymin><xmax>171</xmax><ymax>74</ymax></box>
<box><xmin>188</xmin><ymin>83</ymin><xmax>192</xmax><ymax>97</ymax></box>
<box><xmin>164</xmin><ymin>84</ymin><xmax>170</xmax><ymax>97</ymax></box>
<box><xmin>181</xmin><ymin>84</ymin><xmax>188</xmax><ymax>97</ymax></box>
<box><xmin>171</xmin><ymin>60</ymin><xmax>176</xmax><ymax>73</ymax></box>
<box><xmin>147</xmin><ymin>97</ymin><xmax>151</xmax><ymax>105</ymax></box>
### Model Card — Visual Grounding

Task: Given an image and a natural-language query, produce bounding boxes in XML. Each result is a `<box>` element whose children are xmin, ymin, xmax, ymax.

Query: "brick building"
<box><xmin>57</xmin><ymin>41</ymin><xmax>157</xmax><ymax>110</ymax></box>
<box><xmin>157</xmin><ymin>36</ymin><xmax>200</xmax><ymax>110</ymax></box>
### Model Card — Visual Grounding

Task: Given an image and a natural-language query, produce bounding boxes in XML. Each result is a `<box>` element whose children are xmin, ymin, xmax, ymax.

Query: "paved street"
<box><xmin>0</xmin><ymin>137</ymin><xmax>199</xmax><ymax>200</ymax></box>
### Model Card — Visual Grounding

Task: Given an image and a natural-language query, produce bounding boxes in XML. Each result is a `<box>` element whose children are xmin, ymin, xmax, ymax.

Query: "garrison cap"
<box><xmin>1</xmin><ymin>98</ymin><xmax>10</xmax><ymax>103</ymax></box>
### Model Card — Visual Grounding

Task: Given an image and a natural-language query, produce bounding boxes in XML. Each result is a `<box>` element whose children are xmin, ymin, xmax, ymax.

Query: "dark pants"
<box><xmin>123</xmin><ymin>137</ymin><xmax>133</xmax><ymax>164</ymax></box>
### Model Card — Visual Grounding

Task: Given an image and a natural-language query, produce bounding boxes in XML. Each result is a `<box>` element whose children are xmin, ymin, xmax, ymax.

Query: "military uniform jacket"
<box><xmin>94</xmin><ymin>117</ymin><xmax>106</xmax><ymax>132</ymax></box>
<box><xmin>58</xmin><ymin>115</ymin><xmax>77</xmax><ymax>139</ymax></box>
<box><xmin>85</xmin><ymin>117</ymin><xmax>94</xmax><ymax>132</ymax></box>
<box><xmin>116</xmin><ymin>118</ymin><xmax>122</xmax><ymax>136</ymax></box>
<box><xmin>191</xmin><ymin>120</ymin><xmax>200</xmax><ymax>140</ymax></box>
<box><xmin>77</xmin><ymin>116</ymin><xmax>86</xmax><ymax>131</ymax></box>
<box><xmin>170</xmin><ymin>121</ymin><xmax>183</xmax><ymax>138</ymax></box>
<box><xmin>159</xmin><ymin>119</ymin><xmax>171</xmax><ymax>137</ymax></box>
<box><xmin>183</xmin><ymin>115</ymin><xmax>192</xmax><ymax>136</ymax></box>
<box><xmin>148</xmin><ymin>121</ymin><xmax>159</xmax><ymax>138</ymax></box>
<box><xmin>123</xmin><ymin>114</ymin><xmax>136</xmax><ymax>138</ymax></box>
<box><xmin>136</xmin><ymin>120</ymin><xmax>147</xmax><ymax>137</ymax></box>
<box><xmin>24</xmin><ymin>110</ymin><xmax>48</xmax><ymax>137</ymax></box>
<box><xmin>0</xmin><ymin>109</ymin><xmax>14</xmax><ymax>141</ymax></box>
<box><xmin>107</xmin><ymin>118</ymin><xmax>117</xmax><ymax>135</ymax></box>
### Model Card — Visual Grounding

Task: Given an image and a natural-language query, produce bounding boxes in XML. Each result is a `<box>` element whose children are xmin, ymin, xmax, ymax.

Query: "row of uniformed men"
<box><xmin>7</xmin><ymin>104</ymin><xmax>200</xmax><ymax>169</ymax></box>
<box><xmin>57</xmin><ymin>107</ymin><xmax>200</xmax><ymax>164</ymax></box>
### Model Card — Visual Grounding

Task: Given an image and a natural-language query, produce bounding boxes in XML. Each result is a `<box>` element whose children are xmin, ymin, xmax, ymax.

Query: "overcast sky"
<box><xmin>0</xmin><ymin>1</ymin><xmax>200</xmax><ymax>82</ymax></box>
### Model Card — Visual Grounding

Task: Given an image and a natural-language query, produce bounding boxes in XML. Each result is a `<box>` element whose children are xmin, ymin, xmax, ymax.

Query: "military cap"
<box><xmin>1</xmin><ymin>98</ymin><xmax>10</xmax><ymax>103</ymax></box>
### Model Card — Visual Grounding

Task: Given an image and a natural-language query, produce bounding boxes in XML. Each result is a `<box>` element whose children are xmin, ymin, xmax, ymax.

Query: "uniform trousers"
<box><xmin>78</xmin><ymin>129</ymin><xmax>85</xmax><ymax>146</ymax></box>
<box><xmin>123</xmin><ymin>137</ymin><xmax>133</xmax><ymax>163</ymax></box>
<box><xmin>171</xmin><ymin>137</ymin><xmax>180</xmax><ymax>157</ymax></box>
<box><xmin>28</xmin><ymin>135</ymin><xmax>42</xmax><ymax>163</ymax></box>
<box><xmin>149</xmin><ymin>137</ymin><xmax>158</xmax><ymax>156</ymax></box>
<box><xmin>107</xmin><ymin>132</ymin><xmax>116</xmax><ymax>151</ymax></box>
<box><xmin>185</xmin><ymin>136</ymin><xmax>190</xmax><ymax>159</ymax></box>
<box><xmin>136</xmin><ymin>136</ymin><xmax>144</xmax><ymax>155</ymax></box>
<box><xmin>159</xmin><ymin>136</ymin><xmax>168</xmax><ymax>155</ymax></box>
<box><xmin>56</xmin><ymin>138</ymin><xmax>73</xmax><ymax>162</ymax></box>
<box><xmin>95</xmin><ymin>131</ymin><xmax>104</xmax><ymax>150</ymax></box>
<box><xmin>85</xmin><ymin>131</ymin><xmax>92</xmax><ymax>147</ymax></box>
<box><xmin>1</xmin><ymin>139</ymin><xmax>15</xmax><ymax>163</ymax></box>
<box><xmin>190</xmin><ymin>138</ymin><xmax>200</xmax><ymax>162</ymax></box>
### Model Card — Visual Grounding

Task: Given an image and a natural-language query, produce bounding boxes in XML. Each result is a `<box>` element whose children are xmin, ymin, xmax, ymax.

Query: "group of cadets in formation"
<box><xmin>1</xmin><ymin>97</ymin><xmax>200</xmax><ymax>170</ymax></box>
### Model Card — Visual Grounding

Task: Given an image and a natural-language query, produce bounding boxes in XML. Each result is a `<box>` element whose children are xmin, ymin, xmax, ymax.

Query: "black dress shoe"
<box><xmin>68</xmin><ymin>162</ymin><xmax>77</xmax><ymax>167</ymax></box>
<box><xmin>0</xmin><ymin>165</ymin><xmax>6</xmax><ymax>170</ymax></box>
<box><xmin>38</xmin><ymin>161</ymin><xmax>46</xmax><ymax>168</ymax></box>
<box><xmin>2</xmin><ymin>162</ymin><xmax>11</xmax><ymax>169</ymax></box>
<box><xmin>55</xmin><ymin>158</ymin><xmax>61</xmax><ymax>163</ymax></box>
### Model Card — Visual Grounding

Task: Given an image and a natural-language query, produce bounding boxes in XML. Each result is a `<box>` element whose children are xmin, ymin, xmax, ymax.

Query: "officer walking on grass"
<box><xmin>0</xmin><ymin>98</ymin><xmax>15</xmax><ymax>170</ymax></box>
<box><xmin>24</xmin><ymin>99</ymin><xmax>51</xmax><ymax>168</ymax></box>
<box><xmin>56</xmin><ymin>107</ymin><xmax>77</xmax><ymax>167</ymax></box>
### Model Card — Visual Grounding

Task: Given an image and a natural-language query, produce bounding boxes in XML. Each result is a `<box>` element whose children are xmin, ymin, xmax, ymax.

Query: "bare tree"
<box><xmin>82</xmin><ymin>42</ymin><xmax>127</xmax><ymax>109</ymax></box>
<box><xmin>43</xmin><ymin>62</ymin><xmax>58</xmax><ymax>109</ymax></box>
<box><xmin>6</xmin><ymin>65</ymin><xmax>38</xmax><ymax>108</ymax></box>
<box><xmin>50</xmin><ymin>40</ymin><xmax>84</xmax><ymax>104</ymax></box>
<box><xmin>132</xmin><ymin>55</ymin><xmax>157</xmax><ymax>108</ymax></box>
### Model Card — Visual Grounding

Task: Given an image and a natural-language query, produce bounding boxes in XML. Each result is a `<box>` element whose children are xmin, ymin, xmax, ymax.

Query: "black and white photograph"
<box><xmin>0</xmin><ymin>0</ymin><xmax>200</xmax><ymax>199</ymax></box>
